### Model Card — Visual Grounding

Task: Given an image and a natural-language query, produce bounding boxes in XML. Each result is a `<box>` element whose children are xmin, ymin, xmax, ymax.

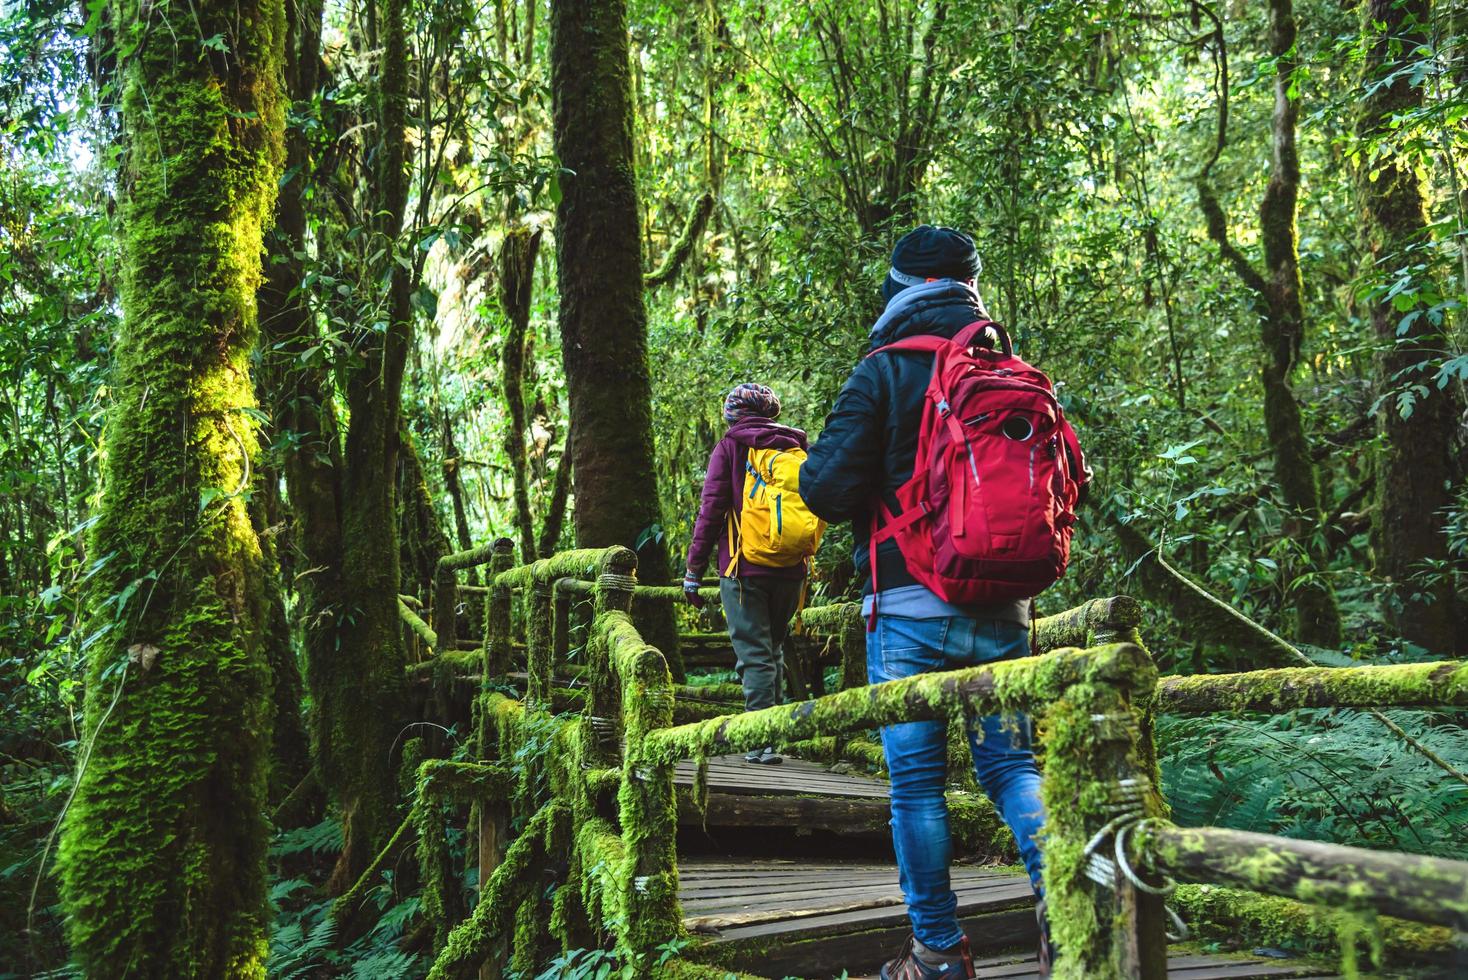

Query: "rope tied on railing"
<box><xmin>1079</xmin><ymin>774</ymin><xmax>1189</xmax><ymax>943</ymax></box>
<box><xmin>597</xmin><ymin>572</ymin><xmax>638</xmax><ymax>594</ymax></box>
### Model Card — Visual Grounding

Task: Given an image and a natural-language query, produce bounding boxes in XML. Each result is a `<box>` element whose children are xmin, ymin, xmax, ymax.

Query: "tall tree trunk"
<box><xmin>442</xmin><ymin>417</ymin><xmax>477</xmax><ymax>555</ymax></box>
<box><xmin>260</xmin><ymin>0</ymin><xmax>413</xmax><ymax>891</ymax></box>
<box><xmin>1257</xmin><ymin>0</ymin><xmax>1341</xmax><ymax>646</ymax></box>
<box><xmin>56</xmin><ymin>0</ymin><xmax>285</xmax><ymax>973</ymax></box>
<box><xmin>1197</xmin><ymin>0</ymin><xmax>1342</xmax><ymax>646</ymax></box>
<box><xmin>253</xmin><ymin>468</ymin><xmax>311</xmax><ymax>805</ymax></box>
<box><xmin>1356</xmin><ymin>0</ymin><xmax>1462</xmax><ymax>654</ymax></box>
<box><xmin>549</xmin><ymin>0</ymin><xmax>682</xmax><ymax>677</ymax></box>
<box><xmin>399</xmin><ymin>426</ymin><xmax>443</xmax><ymax>603</ymax></box>
<box><xmin>499</xmin><ymin>225</ymin><xmax>542</xmax><ymax>564</ymax></box>
<box><xmin>327</xmin><ymin>0</ymin><xmax>414</xmax><ymax>891</ymax></box>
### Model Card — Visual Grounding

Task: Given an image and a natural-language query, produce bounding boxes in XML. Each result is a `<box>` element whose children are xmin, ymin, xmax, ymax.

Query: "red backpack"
<box><xmin>867</xmin><ymin>321</ymin><xmax>1086</xmax><ymax>624</ymax></box>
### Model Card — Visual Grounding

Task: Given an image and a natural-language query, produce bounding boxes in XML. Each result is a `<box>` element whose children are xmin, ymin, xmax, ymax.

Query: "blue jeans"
<box><xmin>868</xmin><ymin>614</ymin><xmax>1046</xmax><ymax>951</ymax></box>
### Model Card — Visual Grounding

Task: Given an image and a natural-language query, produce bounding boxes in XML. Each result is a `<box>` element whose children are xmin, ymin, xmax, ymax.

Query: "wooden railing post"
<box><xmin>838</xmin><ymin>612</ymin><xmax>866</xmax><ymax>691</ymax></box>
<box><xmin>483</xmin><ymin>538</ymin><xmax>516</xmax><ymax>677</ymax></box>
<box><xmin>1040</xmin><ymin>658</ymin><xmax>1166</xmax><ymax>979</ymax></box>
<box><xmin>588</xmin><ymin>550</ymin><xmax>636</xmax><ymax>766</ymax></box>
<box><xmin>527</xmin><ymin>578</ymin><xmax>554</xmax><ymax>709</ymax></box>
<box><xmin>476</xmin><ymin>537</ymin><xmax>515</xmax><ymax>980</ymax></box>
<box><xmin>552</xmin><ymin>579</ymin><xmax>573</xmax><ymax>665</ymax></box>
<box><xmin>432</xmin><ymin>562</ymin><xmax>457</xmax><ymax>655</ymax></box>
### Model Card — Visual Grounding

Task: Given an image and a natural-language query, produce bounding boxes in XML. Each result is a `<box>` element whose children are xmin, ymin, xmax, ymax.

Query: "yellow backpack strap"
<box><xmin>724</xmin><ymin>511</ymin><xmax>740</xmax><ymax>577</ymax></box>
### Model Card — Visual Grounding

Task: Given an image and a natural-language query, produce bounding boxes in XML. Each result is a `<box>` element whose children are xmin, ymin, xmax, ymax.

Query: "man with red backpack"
<box><xmin>800</xmin><ymin>226</ymin><xmax>1089</xmax><ymax>979</ymax></box>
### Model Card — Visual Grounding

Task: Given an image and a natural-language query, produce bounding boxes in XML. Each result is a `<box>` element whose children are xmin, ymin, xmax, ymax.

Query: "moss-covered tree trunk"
<box><xmin>56</xmin><ymin>0</ymin><xmax>285</xmax><ymax>974</ymax></box>
<box><xmin>252</xmin><ymin>472</ymin><xmax>311</xmax><ymax>804</ymax></box>
<box><xmin>499</xmin><ymin>225</ymin><xmax>542</xmax><ymax>563</ymax></box>
<box><xmin>327</xmin><ymin>0</ymin><xmax>414</xmax><ymax>891</ymax></box>
<box><xmin>549</xmin><ymin>0</ymin><xmax>681</xmax><ymax>676</ymax></box>
<box><xmin>258</xmin><ymin>0</ymin><xmax>412</xmax><ymax>890</ymax></box>
<box><xmin>1198</xmin><ymin>0</ymin><xmax>1341</xmax><ymax>647</ymax></box>
<box><xmin>1356</xmin><ymin>0</ymin><xmax>1463</xmax><ymax>655</ymax></box>
<box><xmin>1256</xmin><ymin>0</ymin><xmax>1341</xmax><ymax>646</ymax></box>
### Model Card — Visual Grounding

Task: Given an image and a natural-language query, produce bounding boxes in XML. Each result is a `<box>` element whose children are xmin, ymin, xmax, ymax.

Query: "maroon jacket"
<box><xmin>686</xmin><ymin>416</ymin><xmax>809</xmax><ymax>580</ymax></box>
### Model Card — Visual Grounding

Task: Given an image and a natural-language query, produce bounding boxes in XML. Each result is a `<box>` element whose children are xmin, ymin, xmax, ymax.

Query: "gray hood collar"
<box><xmin>869</xmin><ymin>278</ymin><xmax>988</xmax><ymax>346</ymax></box>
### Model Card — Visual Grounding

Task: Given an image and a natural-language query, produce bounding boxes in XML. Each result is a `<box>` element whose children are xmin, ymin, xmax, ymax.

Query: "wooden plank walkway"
<box><xmin>961</xmin><ymin>951</ymin><xmax>1338</xmax><ymax>980</ymax></box>
<box><xmin>674</xmin><ymin>753</ymin><xmax>888</xmax><ymax>799</ymax></box>
<box><xmin>679</xmin><ymin>859</ymin><xmax>1338</xmax><ymax>979</ymax></box>
<box><xmin>673</xmin><ymin>754</ymin><xmax>891</xmax><ymax>835</ymax></box>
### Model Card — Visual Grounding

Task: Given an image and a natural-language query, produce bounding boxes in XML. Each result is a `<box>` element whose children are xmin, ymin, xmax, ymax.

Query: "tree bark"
<box><xmin>498</xmin><ymin>225</ymin><xmax>542</xmax><ymax>564</ymax></box>
<box><xmin>258</xmin><ymin>0</ymin><xmax>413</xmax><ymax>892</ymax></box>
<box><xmin>549</xmin><ymin>0</ymin><xmax>681</xmax><ymax>675</ymax></box>
<box><xmin>1355</xmin><ymin>0</ymin><xmax>1462</xmax><ymax>654</ymax></box>
<box><xmin>1197</xmin><ymin>0</ymin><xmax>1341</xmax><ymax>646</ymax></box>
<box><xmin>326</xmin><ymin>0</ymin><xmax>414</xmax><ymax>892</ymax></box>
<box><xmin>56</xmin><ymin>0</ymin><xmax>285</xmax><ymax>973</ymax></box>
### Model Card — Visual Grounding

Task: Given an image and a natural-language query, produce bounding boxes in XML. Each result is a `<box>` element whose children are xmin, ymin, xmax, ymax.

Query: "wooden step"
<box><xmin>674</xmin><ymin>754</ymin><xmax>888</xmax><ymax>800</ymax></box>
<box><xmin>673</xmin><ymin>754</ymin><xmax>891</xmax><ymax>835</ymax></box>
<box><xmin>679</xmin><ymin>858</ymin><xmax>1342</xmax><ymax>979</ymax></box>
<box><xmin>680</xmin><ymin>858</ymin><xmax>1035</xmax><ymax>976</ymax></box>
<box><xmin>959</xmin><ymin>949</ymin><xmax>1338</xmax><ymax>980</ymax></box>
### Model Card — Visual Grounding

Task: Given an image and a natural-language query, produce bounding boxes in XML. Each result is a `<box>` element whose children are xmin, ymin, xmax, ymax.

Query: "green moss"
<box><xmin>601</xmin><ymin>610</ymin><xmax>683</xmax><ymax>970</ymax></box>
<box><xmin>495</xmin><ymin>547</ymin><xmax>632</xmax><ymax>590</ymax></box>
<box><xmin>645</xmin><ymin>643</ymin><xmax>1155</xmax><ymax>765</ymax></box>
<box><xmin>1170</xmin><ymin>884</ymin><xmax>1456</xmax><ymax>974</ymax></box>
<box><xmin>1151</xmin><ymin>660</ymin><xmax>1468</xmax><ymax>714</ymax></box>
<box><xmin>55</xmin><ymin>0</ymin><xmax>286</xmax><ymax>974</ymax></box>
<box><xmin>415</xmin><ymin>781</ymin><xmax>455</xmax><ymax>954</ymax></box>
<box><xmin>400</xmin><ymin>597</ymin><xmax>439</xmax><ymax>651</ymax></box>
<box><xmin>946</xmin><ymin>790</ymin><xmax>1016</xmax><ymax>859</ymax></box>
<box><xmin>405</xmin><ymin>648</ymin><xmax>481</xmax><ymax>681</ymax></box>
<box><xmin>417</xmin><ymin>760</ymin><xmax>512</xmax><ymax>801</ymax></box>
<box><xmin>427</xmin><ymin>801</ymin><xmax>566</xmax><ymax>980</ymax></box>
<box><xmin>796</xmin><ymin>602</ymin><xmax>859</xmax><ymax>634</ymax></box>
<box><xmin>1136</xmin><ymin>823</ymin><xmax>1468</xmax><ymax>937</ymax></box>
<box><xmin>1038</xmin><ymin>678</ymin><xmax>1164</xmax><ymax>978</ymax></box>
<box><xmin>527</xmin><ymin>583</ymin><xmax>555</xmax><ymax>706</ymax></box>
<box><xmin>1033</xmin><ymin>596</ymin><xmax>1143</xmax><ymax>652</ymax></box>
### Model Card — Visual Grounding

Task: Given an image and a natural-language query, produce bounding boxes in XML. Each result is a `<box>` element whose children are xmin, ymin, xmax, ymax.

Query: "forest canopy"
<box><xmin>1</xmin><ymin>0</ymin><xmax>1465</xmax><ymax>976</ymax></box>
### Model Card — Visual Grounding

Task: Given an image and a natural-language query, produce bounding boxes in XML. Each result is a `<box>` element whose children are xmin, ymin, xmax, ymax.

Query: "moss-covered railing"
<box><xmin>397</xmin><ymin>555</ymin><xmax>1468</xmax><ymax>979</ymax></box>
<box><xmin>793</xmin><ymin>600</ymin><xmax>1468</xmax><ymax>978</ymax></box>
<box><xmin>394</xmin><ymin>541</ymin><xmax>732</xmax><ymax>979</ymax></box>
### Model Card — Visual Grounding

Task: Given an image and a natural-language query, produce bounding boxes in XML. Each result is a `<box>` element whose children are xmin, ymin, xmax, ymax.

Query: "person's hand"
<box><xmin>682</xmin><ymin>572</ymin><xmax>706</xmax><ymax>609</ymax></box>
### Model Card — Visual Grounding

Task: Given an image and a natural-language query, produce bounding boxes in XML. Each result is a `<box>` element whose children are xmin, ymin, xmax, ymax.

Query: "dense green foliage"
<box><xmin>3</xmin><ymin>0</ymin><xmax>1466</xmax><ymax>975</ymax></box>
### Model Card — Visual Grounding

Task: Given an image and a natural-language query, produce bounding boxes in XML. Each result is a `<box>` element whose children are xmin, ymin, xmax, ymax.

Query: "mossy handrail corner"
<box><xmin>397</xmin><ymin>562</ymin><xmax>1468</xmax><ymax>979</ymax></box>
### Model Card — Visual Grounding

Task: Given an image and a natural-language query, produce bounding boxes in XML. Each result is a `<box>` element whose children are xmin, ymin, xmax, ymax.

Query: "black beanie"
<box><xmin>882</xmin><ymin>225</ymin><xmax>982</xmax><ymax>303</ymax></box>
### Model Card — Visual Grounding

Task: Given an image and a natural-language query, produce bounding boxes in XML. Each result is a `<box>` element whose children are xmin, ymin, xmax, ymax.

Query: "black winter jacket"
<box><xmin>799</xmin><ymin>279</ymin><xmax>1088</xmax><ymax>598</ymax></box>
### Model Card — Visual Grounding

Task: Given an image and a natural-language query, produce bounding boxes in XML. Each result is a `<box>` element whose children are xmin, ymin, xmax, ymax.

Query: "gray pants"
<box><xmin>720</xmin><ymin>576</ymin><xmax>804</xmax><ymax>712</ymax></box>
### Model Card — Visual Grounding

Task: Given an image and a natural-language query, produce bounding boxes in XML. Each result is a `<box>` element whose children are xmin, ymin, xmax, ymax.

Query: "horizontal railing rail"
<box><xmin>1131</xmin><ymin>823</ymin><xmax>1468</xmax><ymax>933</ymax></box>
<box><xmin>400</xmin><ymin>554</ymin><xmax>1465</xmax><ymax>979</ymax></box>
<box><xmin>1151</xmin><ymin>660</ymin><xmax>1468</xmax><ymax>713</ymax></box>
<box><xmin>643</xmin><ymin>642</ymin><xmax>1154</xmax><ymax>766</ymax></box>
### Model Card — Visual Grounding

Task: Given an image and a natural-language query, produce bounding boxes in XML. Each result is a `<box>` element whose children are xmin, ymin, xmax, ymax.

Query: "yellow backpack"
<box><xmin>725</xmin><ymin>447</ymin><xmax>826</xmax><ymax>574</ymax></box>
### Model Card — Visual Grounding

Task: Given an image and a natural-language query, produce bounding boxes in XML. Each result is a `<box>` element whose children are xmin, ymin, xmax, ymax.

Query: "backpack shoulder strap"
<box><xmin>952</xmin><ymin>320</ymin><xmax>1014</xmax><ymax>355</ymax></box>
<box><xmin>866</xmin><ymin>335</ymin><xmax>953</xmax><ymax>358</ymax></box>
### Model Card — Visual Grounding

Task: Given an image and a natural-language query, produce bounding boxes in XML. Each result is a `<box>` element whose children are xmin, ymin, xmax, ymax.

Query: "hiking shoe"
<box><xmin>755</xmin><ymin>746</ymin><xmax>782</xmax><ymax>764</ymax></box>
<box><xmin>880</xmin><ymin>934</ymin><xmax>974</xmax><ymax>979</ymax></box>
<box><xmin>1036</xmin><ymin>899</ymin><xmax>1055</xmax><ymax>977</ymax></box>
<box><xmin>743</xmin><ymin>747</ymin><xmax>763</xmax><ymax>763</ymax></box>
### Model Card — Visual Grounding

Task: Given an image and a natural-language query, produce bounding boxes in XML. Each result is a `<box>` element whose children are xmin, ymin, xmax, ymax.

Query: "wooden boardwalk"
<box><xmin>679</xmin><ymin>858</ymin><xmax>1339</xmax><ymax>979</ymax></box>
<box><xmin>674</xmin><ymin>753</ymin><xmax>889</xmax><ymax>798</ymax></box>
<box><xmin>673</xmin><ymin>753</ymin><xmax>891</xmax><ymax>835</ymax></box>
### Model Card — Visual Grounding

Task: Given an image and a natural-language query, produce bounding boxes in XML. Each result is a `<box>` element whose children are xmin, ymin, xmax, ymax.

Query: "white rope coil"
<box><xmin>597</xmin><ymin>573</ymin><xmax>637</xmax><ymax>594</ymax></box>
